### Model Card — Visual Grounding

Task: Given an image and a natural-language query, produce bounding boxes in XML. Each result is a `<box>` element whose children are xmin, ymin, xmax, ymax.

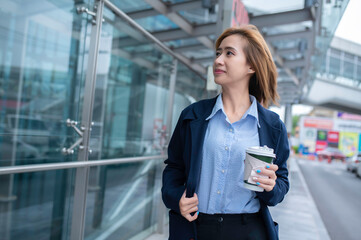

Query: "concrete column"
<box><xmin>284</xmin><ymin>103</ymin><xmax>293</xmax><ymax>134</ymax></box>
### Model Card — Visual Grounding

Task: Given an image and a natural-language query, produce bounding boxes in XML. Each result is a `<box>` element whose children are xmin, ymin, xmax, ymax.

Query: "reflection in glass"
<box><xmin>84</xmin><ymin>159</ymin><xmax>162</xmax><ymax>240</ymax></box>
<box><xmin>0</xmin><ymin>169</ymin><xmax>75</xmax><ymax>240</ymax></box>
<box><xmin>171</xmin><ymin>63</ymin><xmax>207</xmax><ymax>130</ymax></box>
<box><xmin>89</xmin><ymin>8</ymin><xmax>177</xmax><ymax>160</ymax></box>
<box><xmin>0</xmin><ymin>0</ymin><xmax>93</xmax><ymax>166</ymax></box>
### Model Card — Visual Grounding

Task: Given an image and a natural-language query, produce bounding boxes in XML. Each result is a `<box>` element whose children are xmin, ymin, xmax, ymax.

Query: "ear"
<box><xmin>248</xmin><ymin>68</ymin><xmax>255</xmax><ymax>74</ymax></box>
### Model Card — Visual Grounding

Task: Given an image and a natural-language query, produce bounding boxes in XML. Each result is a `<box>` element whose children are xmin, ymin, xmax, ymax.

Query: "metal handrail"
<box><xmin>103</xmin><ymin>0</ymin><xmax>207</xmax><ymax>78</ymax></box>
<box><xmin>0</xmin><ymin>154</ymin><xmax>166</xmax><ymax>175</ymax></box>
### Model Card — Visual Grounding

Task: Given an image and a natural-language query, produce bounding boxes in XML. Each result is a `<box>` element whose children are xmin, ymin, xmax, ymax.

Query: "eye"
<box><xmin>226</xmin><ymin>51</ymin><xmax>234</xmax><ymax>56</ymax></box>
<box><xmin>215</xmin><ymin>51</ymin><xmax>221</xmax><ymax>57</ymax></box>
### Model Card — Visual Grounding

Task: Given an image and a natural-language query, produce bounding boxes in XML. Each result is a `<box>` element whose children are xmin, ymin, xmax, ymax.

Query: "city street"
<box><xmin>298</xmin><ymin>159</ymin><xmax>361</xmax><ymax>240</ymax></box>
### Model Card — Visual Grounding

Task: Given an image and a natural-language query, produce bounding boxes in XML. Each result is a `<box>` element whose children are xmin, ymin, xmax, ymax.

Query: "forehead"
<box><xmin>218</xmin><ymin>34</ymin><xmax>247</xmax><ymax>49</ymax></box>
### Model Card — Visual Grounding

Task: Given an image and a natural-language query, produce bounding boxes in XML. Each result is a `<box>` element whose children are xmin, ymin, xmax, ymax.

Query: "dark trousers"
<box><xmin>196</xmin><ymin>212</ymin><xmax>268</xmax><ymax>240</ymax></box>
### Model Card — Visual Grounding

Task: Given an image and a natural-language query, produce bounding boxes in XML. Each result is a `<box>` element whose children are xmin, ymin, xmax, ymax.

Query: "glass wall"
<box><xmin>84</xmin><ymin>159</ymin><xmax>163</xmax><ymax>240</ymax></box>
<box><xmin>88</xmin><ymin>7</ymin><xmax>174</xmax><ymax>160</ymax></box>
<box><xmin>0</xmin><ymin>169</ymin><xmax>75</xmax><ymax>240</ymax></box>
<box><xmin>320</xmin><ymin>48</ymin><xmax>361</xmax><ymax>87</ymax></box>
<box><xmin>0</xmin><ymin>0</ymin><xmax>93</xmax><ymax>166</ymax></box>
<box><xmin>0</xmin><ymin>0</ymin><xmax>207</xmax><ymax>240</ymax></box>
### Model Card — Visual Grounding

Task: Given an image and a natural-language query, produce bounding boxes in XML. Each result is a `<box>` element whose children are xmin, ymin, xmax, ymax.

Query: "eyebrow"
<box><xmin>216</xmin><ymin>46</ymin><xmax>237</xmax><ymax>52</ymax></box>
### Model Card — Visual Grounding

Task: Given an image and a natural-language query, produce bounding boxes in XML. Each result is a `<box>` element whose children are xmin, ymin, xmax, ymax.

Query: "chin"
<box><xmin>214</xmin><ymin>77</ymin><xmax>229</xmax><ymax>86</ymax></box>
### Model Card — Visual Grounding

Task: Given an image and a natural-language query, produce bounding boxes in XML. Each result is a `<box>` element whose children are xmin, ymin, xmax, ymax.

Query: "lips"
<box><xmin>214</xmin><ymin>69</ymin><xmax>226</xmax><ymax>74</ymax></box>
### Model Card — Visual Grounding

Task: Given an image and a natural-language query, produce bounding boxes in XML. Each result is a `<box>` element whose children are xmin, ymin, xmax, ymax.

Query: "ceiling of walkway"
<box><xmin>116</xmin><ymin>0</ymin><xmax>348</xmax><ymax>105</ymax></box>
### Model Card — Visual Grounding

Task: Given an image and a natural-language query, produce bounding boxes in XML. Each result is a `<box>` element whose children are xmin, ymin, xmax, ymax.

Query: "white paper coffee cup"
<box><xmin>244</xmin><ymin>146</ymin><xmax>276</xmax><ymax>192</ymax></box>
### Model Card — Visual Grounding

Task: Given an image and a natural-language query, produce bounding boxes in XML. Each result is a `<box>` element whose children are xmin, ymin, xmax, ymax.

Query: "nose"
<box><xmin>214</xmin><ymin>54</ymin><xmax>224</xmax><ymax>66</ymax></box>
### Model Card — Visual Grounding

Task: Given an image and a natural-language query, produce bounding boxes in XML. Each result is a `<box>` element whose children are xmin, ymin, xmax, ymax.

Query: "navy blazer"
<box><xmin>162</xmin><ymin>96</ymin><xmax>290</xmax><ymax>240</ymax></box>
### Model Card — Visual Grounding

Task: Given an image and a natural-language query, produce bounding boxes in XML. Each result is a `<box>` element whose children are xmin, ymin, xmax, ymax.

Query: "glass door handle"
<box><xmin>62</xmin><ymin>119</ymin><xmax>84</xmax><ymax>155</ymax></box>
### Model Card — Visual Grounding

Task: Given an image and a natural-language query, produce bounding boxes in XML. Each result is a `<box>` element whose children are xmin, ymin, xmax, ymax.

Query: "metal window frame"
<box><xmin>0</xmin><ymin>155</ymin><xmax>166</xmax><ymax>175</ymax></box>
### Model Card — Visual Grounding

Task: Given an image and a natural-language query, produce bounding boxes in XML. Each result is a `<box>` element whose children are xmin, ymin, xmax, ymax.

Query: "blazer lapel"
<box><xmin>257</xmin><ymin>103</ymin><xmax>281</xmax><ymax>156</ymax></box>
<box><xmin>258</xmin><ymin>118</ymin><xmax>273</xmax><ymax>147</ymax></box>
<box><xmin>186</xmin><ymin>118</ymin><xmax>209</xmax><ymax>198</ymax></box>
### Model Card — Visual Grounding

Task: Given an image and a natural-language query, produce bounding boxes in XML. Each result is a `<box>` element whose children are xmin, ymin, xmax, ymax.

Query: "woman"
<box><xmin>162</xmin><ymin>25</ymin><xmax>289</xmax><ymax>240</ymax></box>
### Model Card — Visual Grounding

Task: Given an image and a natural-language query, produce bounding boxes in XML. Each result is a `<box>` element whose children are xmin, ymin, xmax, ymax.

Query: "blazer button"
<box><xmin>218</xmin><ymin>217</ymin><xmax>223</xmax><ymax>223</ymax></box>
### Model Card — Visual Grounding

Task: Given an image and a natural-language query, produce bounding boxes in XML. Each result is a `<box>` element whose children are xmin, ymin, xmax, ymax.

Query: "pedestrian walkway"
<box><xmin>269</xmin><ymin>157</ymin><xmax>330</xmax><ymax>240</ymax></box>
<box><xmin>145</xmin><ymin>157</ymin><xmax>330</xmax><ymax>240</ymax></box>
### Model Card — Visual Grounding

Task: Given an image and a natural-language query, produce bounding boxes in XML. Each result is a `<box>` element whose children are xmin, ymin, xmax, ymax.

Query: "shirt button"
<box><xmin>225</xmin><ymin>146</ymin><xmax>228</xmax><ymax>150</ymax></box>
<box><xmin>222</xmin><ymin>169</ymin><xmax>225</xmax><ymax>173</ymax></box>
<box><xmin>217</xmin><ymin>191</ymin><xmax>220</xmax><ymax>194</ymax></box>
<box><xmin>229</xmin><ymin>128</ymin><xmax>233</xmax><ymax>132</ymax></box>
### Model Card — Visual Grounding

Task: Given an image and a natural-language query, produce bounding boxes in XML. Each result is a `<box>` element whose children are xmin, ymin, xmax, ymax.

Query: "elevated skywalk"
<box><xmin>302</xmin><ymin>77</ymin><xmax>361</xmax><ymax>115</ymax></box>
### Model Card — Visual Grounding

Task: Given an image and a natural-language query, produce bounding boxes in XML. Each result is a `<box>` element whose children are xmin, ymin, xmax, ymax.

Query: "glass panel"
<box><xmin>89</xmin><ymin>7</ymin><xmax>174</xmax><ymax>160</ymax></box>
<box><xmin>0</xmin><ymin>169</ymin><xmax>75</xmax><ymax>240</ymax></box>
<box><xmin>0</xmin><ymin>0</ymin><xmax>94</xmax><ymax>165</ymax></box>
<box><xmin>312</xmin><ymin>0</ymin><xmax>350</xmax><ymax>77</ymax></box>
<box><xmin>329</xmin><ymin>56</ymin><xmax>341</xmax><ymax>75</ymax></box>
<box><xmin>178</xmin><ymin>9</ymin><xmax>217</xmax><ymax>25</ymax></box>
<box><xmin>343</xmin><ymin>60</ymin><xmax>354</xmax><ymax>79</ymax></box>
<box><xmin>110</xmin><ymin>0</ymin><xmax>152</xmax><ymax>13</ymax></box>
<box><xmin>357</xmin><ymin>64</ymin><xmax>361</xmax><ymax>81</ymax></box>
<box><xmin>84</xmin><ymin>159</ymin><xmax>163</xmax><ymax>240</ymax></box>
<box><xmin>135</xmin><ymin>15</ymin><xmax>178</xmax><ymax>32</ymax></box>
<box><xmin>172</xmin><ymin>62</ymin><xmax>207</xmax><ymax>130</ymax></box>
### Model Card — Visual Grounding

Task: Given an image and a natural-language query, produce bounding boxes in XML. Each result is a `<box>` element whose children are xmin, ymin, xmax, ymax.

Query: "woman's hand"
<box><xmin>179</xmin><ymin>190</ymin><xmax>199</xmax><ymax>222</ymax></box>
<box><xmin>253</xmin><ymin>164</ymin><xmax>279</xmax><ymax>192</ymax></box>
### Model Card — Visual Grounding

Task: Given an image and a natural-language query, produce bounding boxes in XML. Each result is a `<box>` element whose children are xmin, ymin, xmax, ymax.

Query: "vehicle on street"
<box><xmin>346</xmin><ymin>152</ymin><xmax>361</xmax><ymax>173</ymax></box>
<box><xmin>316</xmin><ymin>147</ymin><xmax>346</xmax><ymax>163</ymax></box>
<box><xmin>357</xmin><ymin>162</ymin><xmax>361</xmax><ymax>178</ymax></box>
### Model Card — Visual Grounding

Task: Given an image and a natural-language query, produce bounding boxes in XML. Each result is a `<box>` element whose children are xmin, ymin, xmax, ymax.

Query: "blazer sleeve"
<box><xmin>161</xmin><ymin>111</ymin><xmax>187</xmax><ymax>214</ymax></box>
<box><xmin>256</xmin><ymin>121</ymin><xmax>290</xmax><ymax>206</ymax></box>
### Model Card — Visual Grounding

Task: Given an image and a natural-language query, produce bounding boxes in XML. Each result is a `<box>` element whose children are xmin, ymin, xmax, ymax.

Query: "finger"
<box><xmin>182</xmin><ymin>197</ymin><xmax>199</xmax><ymax>206</ymax></box>
<box><xmin>181</xmin><ymin>200</ymin><xmax>198</xmax><ymax>211</ymax></box>
<box><xmin>265</xmin><ymin>164</ymin><xmax>278</xmax><ymax>171</ymax></box>
<box><xmin>182</xmin><ymin>194</ymin><xmax>199</xmax><ymax>205</ymax></box>
<box><xmin>256</xmin><ymin>168</ymin><xmax>277</xmax><ymax>179</ymax></box>
<box><xmin>256</xmin><ymin>182</ymin><xmax>274</xmax><ymax>192</ymax></box>
<box><xmin>253</xmin><ymin>177</ymin><xmax>276</xmax><ymax>192</ymax></box>
<box><xmin>183</xmin><ymin>206</ymin><xmax>198</xmax><ymax>214</ymax></box>
<box><xmin>252</xmin><ymin>177</ymin><xmax>275</xmax><ymax>191</ymax></box>
<box><xmin>184</xmin><ymin>212</ymin><xmax>199</xmax><ymax>222</ymax></box>
<box><xmin>253</xmin><ymin>176</ymin><xmax>275</xmax><ymax>185</ymax></box>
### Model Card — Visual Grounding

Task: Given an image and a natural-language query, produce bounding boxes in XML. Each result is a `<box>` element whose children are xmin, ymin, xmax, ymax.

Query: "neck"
<box><xmin>222</xmin><ymin>85</ymin><xmax>251</xmax><ymax>112</ymax></box>
<box><xmin>221</xmin><ymin>86</ymin><xmax>251</xmax><ymax>123</ymax></box>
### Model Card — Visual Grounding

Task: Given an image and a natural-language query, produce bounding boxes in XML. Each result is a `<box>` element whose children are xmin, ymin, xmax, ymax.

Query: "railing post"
<box><xmin>70</xmin><ymin>0</ymin><xmax>104</xmax><ymax>239</ymax></box>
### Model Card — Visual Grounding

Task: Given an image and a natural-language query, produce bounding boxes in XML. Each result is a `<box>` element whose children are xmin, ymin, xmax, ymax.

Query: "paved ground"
<box><xmin>146</xmin><ymin>157</ymin><xmax>330</xmax><ymax>240</ymax></box>
<box><xmin>298</xmin><ymin>158</ymin><xmax>361</xmax><ymax>240</ymax></box>
<box><xmin>270</xmin><ymin>158</ymin><xmax>330</xmax><ymax>240</ymax></box>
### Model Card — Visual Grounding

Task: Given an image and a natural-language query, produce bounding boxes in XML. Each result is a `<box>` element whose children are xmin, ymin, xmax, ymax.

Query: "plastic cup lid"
<box><xmin>246</xmin><ymin>145</ymin><xmax>276</xmax><ymax>158</ymax></box>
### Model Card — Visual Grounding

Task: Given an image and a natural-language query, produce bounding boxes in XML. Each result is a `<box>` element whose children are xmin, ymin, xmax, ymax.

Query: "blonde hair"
<box><xmin>215</xmin><ymin>25</ymin><xmax>279</xmax><ymax>107</ymax></box>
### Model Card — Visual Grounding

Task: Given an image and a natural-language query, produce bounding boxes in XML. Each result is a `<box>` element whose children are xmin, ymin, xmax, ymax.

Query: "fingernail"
<box><xmin>256</xmin><ymin>182</ymin><xmax>260</xmax><ymax>185</ymax></box>
<box><xmin>266</xmin><ymin>165</ymin><xmax>270</xmax><ymax>169</ymax></box>
<box><xmin>256</xmin><ymin>169</ymin><xmax>261</xmax><ymax>173</ymax></box>
<box><xmin>197</xmin><ymin>211</ymin><xmax>199</xmax><ymax>215</ymax></box>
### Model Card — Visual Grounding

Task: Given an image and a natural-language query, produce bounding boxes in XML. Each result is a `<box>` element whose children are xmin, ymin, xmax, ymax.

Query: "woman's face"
<box><xmin>213</xmin><ymin>34</ymin><xmax>253</xmax><ymax>87</ymax></box>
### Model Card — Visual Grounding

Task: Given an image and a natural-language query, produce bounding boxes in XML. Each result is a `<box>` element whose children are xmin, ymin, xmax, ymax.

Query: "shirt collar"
<box><xmin>206</xmin><ymin>94</ymin><xmax>224</xmax><ymax>120</ymax></box>
<box><xmin>206</xmin><ymin>94</ymin><xmax>260</xmax><ymax>128</ymax></box>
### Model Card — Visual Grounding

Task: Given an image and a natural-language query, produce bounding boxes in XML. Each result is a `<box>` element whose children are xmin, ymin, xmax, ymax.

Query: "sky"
<box><xmin>335</xmin><ymin>0</ymin><xmax>361</xmax><ymax>44</ymax></box>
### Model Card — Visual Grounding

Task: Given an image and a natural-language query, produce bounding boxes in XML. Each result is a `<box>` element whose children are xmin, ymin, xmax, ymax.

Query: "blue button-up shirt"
<box><xmin>196</xmin><ymin>94</ymin><xmax>261</xmax><ymax>214</ymax></box>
